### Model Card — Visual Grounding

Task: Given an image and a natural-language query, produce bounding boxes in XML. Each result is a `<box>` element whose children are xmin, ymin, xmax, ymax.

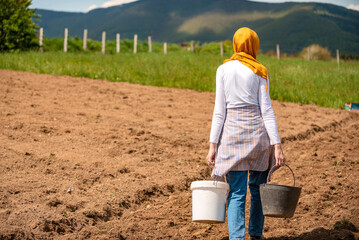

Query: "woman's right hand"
<box><xmin>206</xmin><ymin>143</ymin><xmax>217</xmax><ymax>166</ymax></box>
<box><xmin>274</xmin><ymin>143</ymin><xmax>286</xmax><ymax>166</ymax></box>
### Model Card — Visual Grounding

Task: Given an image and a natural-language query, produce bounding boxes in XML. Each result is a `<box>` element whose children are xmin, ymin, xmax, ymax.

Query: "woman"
<box><xmin>206</xmin><ymin>27</ymin><xmax>286</xmax><ymax>240</ymax></box>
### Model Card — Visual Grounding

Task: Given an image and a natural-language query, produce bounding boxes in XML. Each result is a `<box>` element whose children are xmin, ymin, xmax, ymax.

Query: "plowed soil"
<box><xmin>0</xmin><ymin>69</ymin><xmax>358</xmax><ymax>240</ymax></box>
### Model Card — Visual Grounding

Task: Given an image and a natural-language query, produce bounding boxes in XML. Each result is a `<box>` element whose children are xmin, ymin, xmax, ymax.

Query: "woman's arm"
<box><xmin>209</xmin><ymin>66</ymin><xmax>226</xmax><ymax>143</ymax></box>
<box><xmin>207</xmin><ymin>66</ymin><xmax>226</xmax><ymax>166</ymax></box>
<box><xmin>258</xmin><ymin>76</ymin><xmax>285</xmax><ymax>166</ymax></box>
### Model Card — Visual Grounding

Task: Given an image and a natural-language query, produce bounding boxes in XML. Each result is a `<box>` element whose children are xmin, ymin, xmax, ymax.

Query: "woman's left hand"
<box><xmin>274</xmin><ymin>143</ymin><xmax>286</xmax><ymax>166</ymax></box>
<box><xmin>206</xmin><ymin>143</ymin><xmax>217</xmax><ymax>166</ymax></box>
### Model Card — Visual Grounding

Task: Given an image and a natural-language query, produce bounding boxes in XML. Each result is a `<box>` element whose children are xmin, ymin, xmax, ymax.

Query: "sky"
<box><xmin>30</xmin><ymin>0</ymin><xmax>359</xmax><ymax>12</ymax></box>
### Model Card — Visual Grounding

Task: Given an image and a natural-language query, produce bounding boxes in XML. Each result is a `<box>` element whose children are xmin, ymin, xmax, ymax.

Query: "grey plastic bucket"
<box><xmin>260</xmin><ymin>164</ymin><xmax>301</xmax><ymax>218</ymax></box>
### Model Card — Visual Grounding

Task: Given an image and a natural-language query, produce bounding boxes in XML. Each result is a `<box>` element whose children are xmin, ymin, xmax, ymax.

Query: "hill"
<box><xmin>34</xmin><ymin>0</ymin><xmax>359</xmax><ymax>55</ymax></box>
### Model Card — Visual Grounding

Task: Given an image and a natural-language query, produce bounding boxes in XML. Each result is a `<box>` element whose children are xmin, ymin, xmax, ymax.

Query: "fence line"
<box><xmin>64</xmin><ymin>28</ymin><xmax>68</xmax><ymax>52</ymax></box>
<box><xmin>134</xmin><ymin>34</ymin><xmax>138</xmax><ymax>54</ymax></box>
<box><xmin>220</xmin><ymin>41</ymin><xmax>224</xmax><ymax>57</ymax></box>
<box><xmin>164</xmin><ymin>42</ymin><xmax>167</xmax><ymax>54</ymax></box>
<box><xmin>116</xmin><ymin>33</ymin><xmax>120</xmax><ymax>53</ymax></box>
<box><xmin>39</xmin><ymin>28</ymin><xmax>343</xmax><ymax>60</ymax></box>
<box><xmin>148</xmin><ymin>36</ymin><xmax>152</xmax><ymax>53</ymax></box>
<box><xmin>276</xmin><ymin>44</ymin><xmax>280</xmax><ymax>60</ymax></box>
<box><xmin>39</xmin><ymin>28</ymin><xmax>43</xmax><ymax>52</ymax></box>
<box><xmin>101</xmin><ymin>32</ymin><xmax>106</xmax><ymax>54</ymax></box>
<box><xmin>83</xmin><ymin>29</ymin><xmax>88</xmax><ymax>50</ymax></box>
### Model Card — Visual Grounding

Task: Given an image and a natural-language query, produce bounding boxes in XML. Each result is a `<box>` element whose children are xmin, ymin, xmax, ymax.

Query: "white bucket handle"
<box><xmin>212</xmin><ymin>175</ymin><xmax>228</xmax><ymax>184</ymax></box>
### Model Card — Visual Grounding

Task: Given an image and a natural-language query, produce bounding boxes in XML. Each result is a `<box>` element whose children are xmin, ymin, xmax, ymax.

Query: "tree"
<box><xmin>0</xmin><ymin>0</ymin><xmax>39</xmax><ymax>51</ymax></box>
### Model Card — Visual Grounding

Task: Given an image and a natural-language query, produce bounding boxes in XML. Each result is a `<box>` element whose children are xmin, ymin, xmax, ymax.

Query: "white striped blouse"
<box><xmin>209</xmin><ymin>60</ymin><xmax>281</xmax><ymax>145</ymax></box>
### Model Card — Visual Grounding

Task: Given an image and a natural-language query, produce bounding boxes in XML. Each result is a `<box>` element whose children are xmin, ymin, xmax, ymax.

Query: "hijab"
<box><xmin>224</xmin><ymin>27</ymin><xmax>269</xmax><ymax>91</ymax></box>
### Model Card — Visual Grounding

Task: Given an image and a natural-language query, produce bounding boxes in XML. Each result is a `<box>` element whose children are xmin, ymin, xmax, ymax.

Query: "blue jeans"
<box><xmin>226</xmin><ymin>170</ymin><xmax>268</xmax><ymax>240</ymax></box>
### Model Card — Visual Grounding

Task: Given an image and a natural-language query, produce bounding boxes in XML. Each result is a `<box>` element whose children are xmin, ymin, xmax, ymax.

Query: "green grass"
<box><xmin>0</xmin><ymin>51</ymin><xmax>358</xmax><ymax>109</ymax></box>
<box><xmin>260</xmin><ymin>56</ymin><xmax>359</xmax><ymax>108</ymax></box>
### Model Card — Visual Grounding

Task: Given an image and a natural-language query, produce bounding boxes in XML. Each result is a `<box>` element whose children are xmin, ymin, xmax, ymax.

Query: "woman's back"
<box><xmin>220</xmin><ymin>60</ymin><xmax>263</xmax><ymax>109</ymax></box>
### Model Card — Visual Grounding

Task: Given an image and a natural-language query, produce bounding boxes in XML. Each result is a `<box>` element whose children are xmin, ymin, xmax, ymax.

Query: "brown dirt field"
<box><xmin>0</xmin><ymin>69</ymin><xmax>358</xmax><ymax>240</ymax></box>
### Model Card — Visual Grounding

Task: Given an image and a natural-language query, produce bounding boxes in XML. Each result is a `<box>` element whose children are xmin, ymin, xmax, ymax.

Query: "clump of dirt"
<box><xmin>0</xmin><ymin>69</ymin><xmax>358</xmax><ymax>239</ymax></box>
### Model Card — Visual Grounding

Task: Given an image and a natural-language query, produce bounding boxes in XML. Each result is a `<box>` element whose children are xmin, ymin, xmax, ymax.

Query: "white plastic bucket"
<box><xmin>190</xmin><ymin>180</ymin><xmax>230</xmax><ymax>223</ymax></box>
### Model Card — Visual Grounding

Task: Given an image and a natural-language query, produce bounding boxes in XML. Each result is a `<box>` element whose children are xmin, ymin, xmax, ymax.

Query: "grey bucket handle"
<box><xmin>267</xmin><ymin>164</ymin><xmax>296</xmax><ymax>187</ymax></box>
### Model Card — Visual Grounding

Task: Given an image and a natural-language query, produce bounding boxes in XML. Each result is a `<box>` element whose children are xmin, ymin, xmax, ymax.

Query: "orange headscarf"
<box><xmin>224</xmin><ymin>27</ymin><xmax>268</xmax><ymax>91</ymax></box>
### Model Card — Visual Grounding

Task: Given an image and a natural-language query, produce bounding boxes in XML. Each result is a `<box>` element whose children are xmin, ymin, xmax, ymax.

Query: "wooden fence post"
<box><xmin>64</xmin><ymin>28</ymin><xmax>68</xmax><ymax>52</ymax></box>
<box><xmin>191</xmin><ymin>41</ymin><xmax>194</xmax><ymax>53</ymax></box>
<box><xmin>83</xmin><ymin>29</ymin><xmax>87</xmax><ymax>51</ymax></box>
<box><xmin>134</xmin><ymin>34</ymin><xmax>138</xmax><ymax>54</ymax></box>
<box><xmin>307</xmin><ymin>47</ymin><xmax>311</xmax><ymax>61</ymax></box>
<box><xmin>148</xmin><ymin>36</ymin><xmax>152</xmax><ymax>53</ymax></box>
<box><xmin>220</xmin><ymin>41</ymin><xmax>224</xmax><ymax>57</ymax></box>
<box><xmin>116</xmin><ymin>33</ymin><xmax>120</xmax><ymax>53</ymax></box>
<box><xmin>164</xmin><ymin>42</ymin><xmax>167</xmax><ymax>54</ymax></box>
<box><xmin>276</xmin><ymin>44</ymin><xmax>280</xmax><ymax>60</ymax></box>
<box><xmin>39</xmin><ymin>28</ymin><xmax>43</xmax><ymax>52</ymax></box>
<box><xmin>336</xmin><ymin>49</ymin><xmax>340</xmax><ymax>65</ymax></box>
<box><xmin>101</xmin><ymin>31</ymin><xmax>106</xmax><ymax>54</ymax></box>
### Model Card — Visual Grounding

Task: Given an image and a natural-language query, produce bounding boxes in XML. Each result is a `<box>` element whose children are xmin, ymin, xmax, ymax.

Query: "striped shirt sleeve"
<box><xmin>258</xmin><ymin>75</ymin><xmax>281</xmax><ymax>145</ymax></box>
<box><xmin>209</xmin><ymin>65</ymin><xmax>227</xmax><ymax>143</ymax></box>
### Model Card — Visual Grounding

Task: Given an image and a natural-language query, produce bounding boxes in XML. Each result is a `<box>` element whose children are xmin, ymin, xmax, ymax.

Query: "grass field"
<box><xmin>0</xmin><ymin>51</ymin><xmax>358</xmax><ymax>109</ymax></box>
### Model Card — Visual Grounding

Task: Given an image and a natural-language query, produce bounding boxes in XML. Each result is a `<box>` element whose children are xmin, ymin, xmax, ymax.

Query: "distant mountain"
<box><xmin>34</xmin><ymin>0</ymin><xmax>359</xmax><ymax>55</ymax></box>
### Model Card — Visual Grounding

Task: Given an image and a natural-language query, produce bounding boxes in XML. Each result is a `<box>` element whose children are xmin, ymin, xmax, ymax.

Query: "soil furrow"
<box><xmin>0</xmin><ymin>69</ymin><xmax>357</xmax><ymax>239</ymax></box>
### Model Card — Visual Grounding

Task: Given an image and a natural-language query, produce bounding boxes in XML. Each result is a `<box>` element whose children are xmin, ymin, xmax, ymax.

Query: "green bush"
<box><xmin>0</xmin><ymin>0</ymin><xmax>39</xmax><ymax>51</ymax></box>
<box><xmin>87</xmin><ymin>39</ymin><xmax>101</xmax><ymax>52</ymax></box>
<box><xmin>68</xmin><ymin>37</ymin><xmax>83</xmax><ymax>52</ymax></box>
<box><xmin>200</xmin><ymin>41</ymin><xmax>232</xmax><ymax>55</ymax></box>
<box><xmin>43</xmin><ymin>37</ymin><xmax>62</xmax><ymax>51</ymax></box>
<box><xmin>298</xmin><ymin>44</ymin><xmax>332</xmax><ymax>61</ymax></box>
